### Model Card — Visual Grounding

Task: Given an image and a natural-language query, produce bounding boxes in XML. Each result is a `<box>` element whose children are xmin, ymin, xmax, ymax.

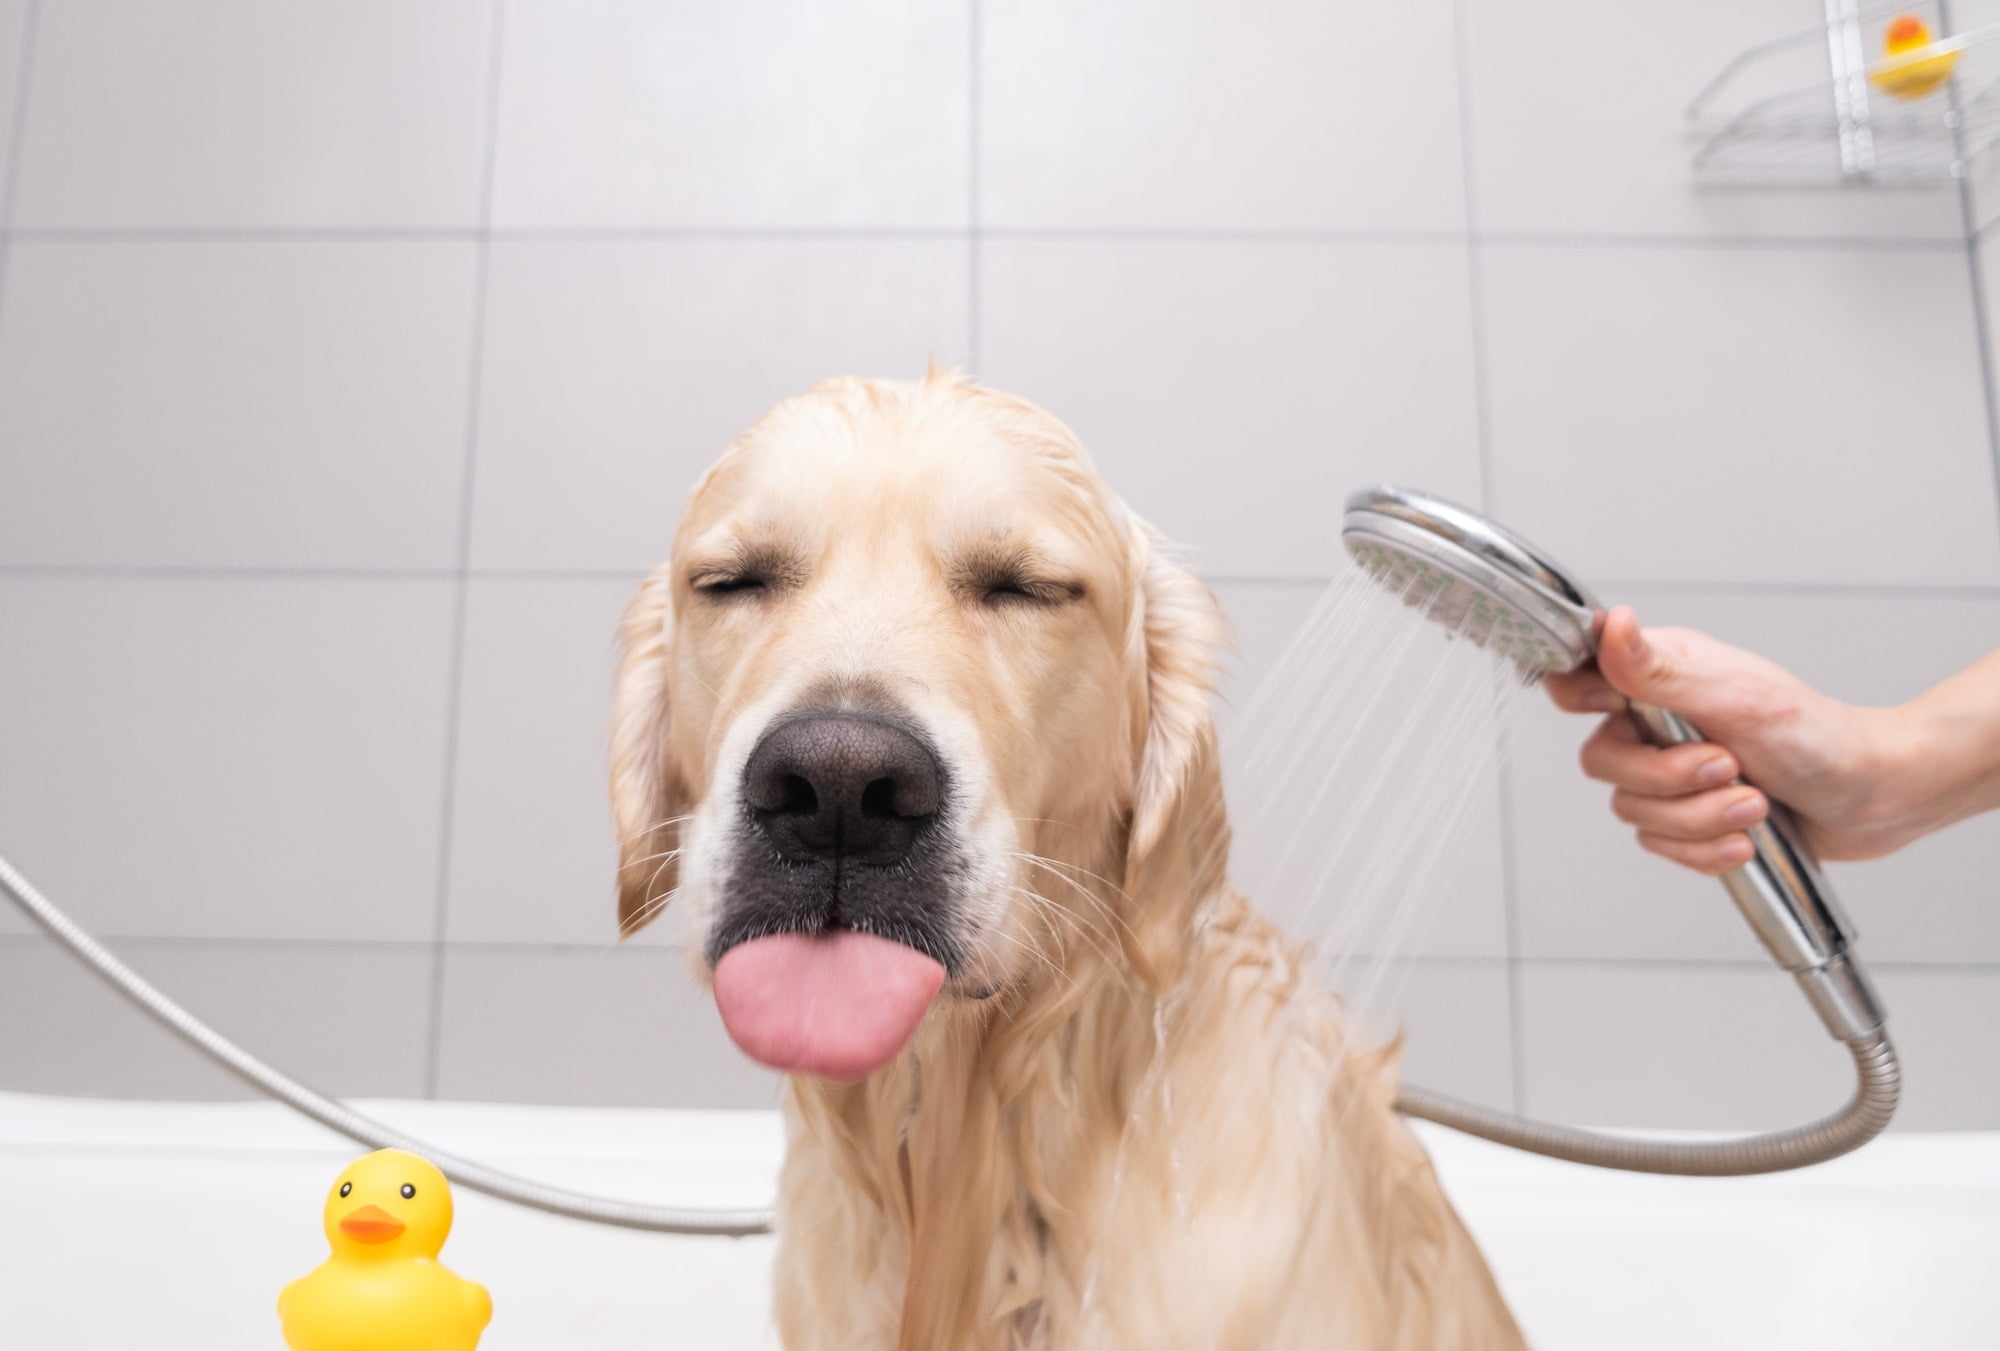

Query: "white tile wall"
<box><xmin>979</xmin><ymin>0</ymin><xmax>1465</xmax><ymax>232</ymax></box>
<box><xmin>1520</xmin><ymin>960</ymin><xmax>2000</xmax><ymax>1129</ymax></box>
<box><xmin>491</xmin><ymin>0</ymin><xmax>969</xmax><ymax>230</ymax></box>
<box><xmin>0</xmin><ymin>2</ymin><xmax>1994</xmax><ymax>1132</ymax></box>
<box><xmin>0</xmin><ymin>577</ymin><xmax>456</xmax><ymax>942</ymax></box>
<box><xmin>444</xmin><ymin>577</ymin><xmax>640</xmax><ymax>947</ymax></box>
<box><xmin>10</xmin><ymin>0</ymin><xmax>494</xmax><ymax>230</ymax></box>
<box><xmin>1358</xmin><ymin>959</ymin><xmax>1517</xmax><ymax>1109</ymax></box>
<box><xmin>979</xmin><ymin>240</ymin><xmax>1484</xmax><ymax>577</ymax></box>
<box><xmin>1482</xmin><ymin>242</ymin><xmax>2000</xmax><ymax>588</ymax></box>
<box><xmin>1461</xmin><ymin>0</ymin><xmax>1963</xmax><ymax>241</ymax></box>
<box><xmin>0</xmin><ymin>1</ymin><xmax>26</xmax><ymax>193</ymax></box>
<box><xmin>0</xmin><ymin>241</ymin><xmax>479</xmax><ymax>569</ymax></box>
<box><xmin>469</xmin><ymin>239</ymin><xmax>969</xmax><ymax>572</ymax></box>
<box><xmin>1213</xmin><ymin>580</ymin><xmax>1512</xmax><ymax>961</ymax></box>
<box><xmin>435</xmin><ymin>946</ymin><xmax>780</xmax><ymax>1109</ymax></box>
<box><xmin>1517</xmin><ymin>961</ymin><xmax>1858</xmax><ymax>1130</ymax></box>
<box><xmin>0</xmin><ymin>936</ymin><xmax>432</xmax><ymax>1099</ymax></box>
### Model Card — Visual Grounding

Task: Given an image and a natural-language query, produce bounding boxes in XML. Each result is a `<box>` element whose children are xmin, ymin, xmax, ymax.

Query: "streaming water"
<box><xmin>1078</xmin><ymin>557</ymin><xmax>1546</xmax><ymax>1343</ymax></box>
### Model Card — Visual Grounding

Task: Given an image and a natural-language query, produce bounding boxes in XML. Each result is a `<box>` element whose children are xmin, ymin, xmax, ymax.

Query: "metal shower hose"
<box><xmin>1</xmin><ymin>845</ymin><xmax>1899</xmax><ymax>1237</ymax></box>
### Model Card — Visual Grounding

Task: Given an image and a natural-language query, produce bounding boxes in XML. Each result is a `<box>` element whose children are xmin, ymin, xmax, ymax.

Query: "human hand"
<box><xmin>1543</xmin><ymin>608</ymin><xmax>1923</xmax><ymax>873</ymax></box>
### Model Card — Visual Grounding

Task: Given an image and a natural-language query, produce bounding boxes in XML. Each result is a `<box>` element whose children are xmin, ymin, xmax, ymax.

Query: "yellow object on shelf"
<box><xmin>278</xmin><ymin>1149</ymin><xmax>493</xmax><ymax>1351</ymax></box>
<box><xmin>1869</xmin><ymin>14</ymin><xmax>1961</xmax><ymax>100</ymax></box>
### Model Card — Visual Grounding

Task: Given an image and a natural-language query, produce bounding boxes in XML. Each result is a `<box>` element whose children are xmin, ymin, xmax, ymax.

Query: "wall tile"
<box><xmin>435</xmin><ymin>946</ymin><xmax>781</xmax><ymax>1109</ymax></box>
<box><xmin>1211</xmin><ymin>579</ymin><xmax>1512</xmax><ymax>961</ymax></box>
<box><xmin>0</xmin><ymin>937</ymin><xmax>430</xmax><ymax>1098</ymax></box>
<box><xmin>469</xmin><ymin>239</ymin><xmax>968</xmax><ymax>572</ymax></box>
<box><xmin>1521</xmin><ymin>959</ymin><xmax>2000</xmax><ymax>1131</ymax></box>
<box><xmin>1518</xmin><ymin>961</ymin><xmax>1855</xmax><ymax>1129</ymax></box>
<box><xmin>979</xmin><ymin>240</ymin><xmax>1484</xmax><ymax>577</ymax></box>
<box><xmin>1868</xmin><ymin>966</ymin><xmax>2000</xmax><ymax>1128</ymax></box>
<box><xmin>445</xmin><ymin>577</ymin><xmax>638</xmax><ymax>945</ymax></box>
<box><xmin>1511</xmin><ymin>588</ymin><xmax>2000</xmax><ymax>964</ymax></box>
<box><xmin>10</xmin><ymin>0</ymin><xmax>492</xmax><ymax>229</ymax></box>
<box><xmin>1482</xmin><ymin>243</ymin><xmax>2000</xmax><ymax>586</ymax></box>
<box><xmin>1462</xmin><ymin>0</ymin><xmax>1963</xmax><ymax>240</ymax></box>
<box><xmin>0</xmin><ymin>0</ymin><xmax>27</xmax><ymax>197</ymax></box>
<box><xmin>980</xmin><ymin>0</ymin><xmax>1464</xmax><ymax>232</ymax></box>
<box><xmin>491</xmin><ymin>0</ymin><xmax>967</xmax><ymax>229</ymax></box>
<box><xmin>1207</xmin><ymin>580</ymin><xmax>1329</xmax><ymax>725</ymax></box>
<box><xmin>1981</xmin><ymin>229</ymin><xmax>2000</xmax><ymax>398</ymax></box>
<box><xmin>1369</xmin><ymin>959</ymin><xmax>1517</xmax><ymax>1110</ymax></box>
<box><xmin>0</xmin><ymin>241</ymin><xmax>479</xmax><ymax>569</ymax></box>
<box><xmin>0</xmin><ymin>577</ymin><xmax>454</xmax><ymax>942</ymax></box>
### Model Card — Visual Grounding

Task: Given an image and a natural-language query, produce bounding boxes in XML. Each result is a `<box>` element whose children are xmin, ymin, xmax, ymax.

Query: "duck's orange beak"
<box><xmin>338</xmin><ymin>1204</ymin><xmax>406</xmax><ymax>1243</ymax></box>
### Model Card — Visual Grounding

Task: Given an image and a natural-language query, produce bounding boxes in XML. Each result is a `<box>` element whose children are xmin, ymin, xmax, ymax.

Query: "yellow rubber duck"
<box><xmin>1869</xmin><ymin>14</ymin><xmax>1960</xmax><ymax>100</ymax></box>
<box><xmin>279</xmin><ymin>1149</ymin><xmax>493</xmax><ymax>1351</ymax></box>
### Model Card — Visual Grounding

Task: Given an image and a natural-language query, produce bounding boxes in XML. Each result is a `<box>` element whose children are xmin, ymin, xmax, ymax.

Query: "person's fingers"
<box><xmin>1578</xmin><ymin>718</ymin><xmax>1740</xmax><ymax>794</ymax></box>
<box><xmin>1636</xmin><ymin>830</ymin><xmax>1758</xmax><ymax>876</ymax></box>
<box><xmin>1610</xmin><ymin>785</ymin><xmax>1768</xmax><ymax>841</ymax></box>
<box><xmin>1594</xmin><ymin>605</ymin><xmax>1708</xmax><ymax>712</ymax></box>
<box><xmin>1544</xmin><ymin>667</ymin><xmax>1626</xmax><ymax>715</ymax></box>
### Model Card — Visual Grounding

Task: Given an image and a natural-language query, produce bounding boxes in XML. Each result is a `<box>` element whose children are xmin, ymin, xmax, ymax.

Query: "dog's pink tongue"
<box><xmin>712</xmin><ymin>931</ymin><xmax>946</xmax><ymax>1080</ymax></box>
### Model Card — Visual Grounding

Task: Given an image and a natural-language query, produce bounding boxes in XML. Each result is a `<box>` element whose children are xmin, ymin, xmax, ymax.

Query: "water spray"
<box><xmin>1343</xmin><ymin>484</ymin><xmax>1897</xmax><ymax>1173</ymax></box>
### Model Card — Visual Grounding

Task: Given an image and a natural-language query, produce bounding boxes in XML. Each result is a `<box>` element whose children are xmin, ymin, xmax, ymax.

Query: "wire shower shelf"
<box><xmin>1690</xmin><ymin>2</ymin><xmax>2000</xmax><ymax>187</ymax></box>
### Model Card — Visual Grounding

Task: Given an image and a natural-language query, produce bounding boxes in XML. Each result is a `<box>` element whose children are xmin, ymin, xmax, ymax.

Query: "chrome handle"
<box><xmin>1627</xmin><ymin>700</ymin><xmax>1887</xmax><ymax>1041</ymax></box>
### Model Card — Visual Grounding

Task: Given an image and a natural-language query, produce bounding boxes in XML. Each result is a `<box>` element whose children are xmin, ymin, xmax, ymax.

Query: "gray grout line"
<box><xmin>5</xmin><ymin>565</ymin><xmax>1996</xmax><ymax>599</ymax></box>
<box><xmin>0</xmin><ymin>932</ymin><xmax>680</xmax><ymax>957</ymax></box>
<box><xmin>422</xmin><ymin>0</ymin><xmax>509</xmax><ymax>1101</ymax></box>
<box><xmin>1596</xmin><ymin>579</ymin><xmax>2000</xmax><ymax>599</ymax></box>
<box><xmin>485</xmin><ymin>226</ymin><xmax>970</xmax><ymax>242</ymax></box>
<box><xmin>0</xmin><ymin>565</ymin><xmax>465</xmax><ymax>581</ymax></box>
<box><xmin>0</xmin><ymin>2</ymin><xmax>36</xmax><ymax>220</ymax></box>
<box><xmin>9</xmin><ymin>928</ymin><xmax>1996</xmax><ymax>974</ymax></box>
<box><xmin>6</xmin><ymin>226</ymin><xmax>480</xmax><ymax>243</ymax></box>
<box><xmin>1942</xmin><ymin>2</ymin><xmax>2000</xmax><ymax>570</ymax></box>
<box><xmin>0</xmin><ymin>0</ymin><xmax>42</xmax><ymax>338</ymax></box>
<box><xmin>965</xmin><ymin>0</ymin><xmax>981</xmax><ymax>377</ymax></box>
<box><xmin>0</xmin><ymin>224</ymin><xmax>1979</xmax><ymax>251</ymax></box>
<box><xmin>1472</xmin><ymin>229</ymin><xmax>1968</xmax><ymax>253</ymax></box>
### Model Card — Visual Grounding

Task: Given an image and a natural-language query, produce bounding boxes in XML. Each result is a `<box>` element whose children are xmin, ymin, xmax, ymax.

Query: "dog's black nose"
<box><xmin>743</xmin><ymin>715</ymin><xmax>943</xmax><ymax>866</ymax></box>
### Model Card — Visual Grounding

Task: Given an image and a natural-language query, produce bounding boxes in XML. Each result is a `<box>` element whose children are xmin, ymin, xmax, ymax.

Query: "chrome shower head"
<box><xmin>1340</xmin><ymin>485</ymin><xmax>1599</xmax><ymax>677</ymax></box>
<box><xmin>1339</xmin><ymin>481</ymin><xmax>1887</xmax><ymax>1057</ymax></box>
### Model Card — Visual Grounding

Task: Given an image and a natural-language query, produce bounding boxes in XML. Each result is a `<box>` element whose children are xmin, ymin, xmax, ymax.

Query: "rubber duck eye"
<box><xmin>401</xmin><ymin>1184</ymin><xmax>416</xmax><ymax>1199</ymax></box>
<box><xmin>338</xmin><ymin>1182</ymin><xmax>351</xmax><ymax>1197</ymax></box>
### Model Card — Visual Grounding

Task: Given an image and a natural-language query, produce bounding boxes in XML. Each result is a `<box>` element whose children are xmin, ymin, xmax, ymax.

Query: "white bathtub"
<box><xmin>3</xmin><ymin>1090</ymin><xmax>1994</xmax><ymax>1349</ymax></box>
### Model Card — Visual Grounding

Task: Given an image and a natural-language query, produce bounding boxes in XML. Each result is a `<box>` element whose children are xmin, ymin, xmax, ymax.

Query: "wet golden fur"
<box><xmin>609</xmin><ymin>370</ymin><xmax>1526</xmax><ymax>1349</ymax></box>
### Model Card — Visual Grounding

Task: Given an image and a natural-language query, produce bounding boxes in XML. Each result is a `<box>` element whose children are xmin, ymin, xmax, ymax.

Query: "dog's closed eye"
<box><xmin>958</xmin><ymin>553</ymin><xmax>1085</xmax><ymax>608</ymax></box>
<box><xmin>692</xmin><ymin>572</ymin><xmax>768</xmax><ymax>597</ymax></box>
<box><xmin>981</xmin><ymin>576</ymin><xmax>1084</xmax><ymax>606</ymax></box>
<box><xmin>688</xmin><ymin>544</ymin><xmax>803</xmax><ymax>601</ymax></box>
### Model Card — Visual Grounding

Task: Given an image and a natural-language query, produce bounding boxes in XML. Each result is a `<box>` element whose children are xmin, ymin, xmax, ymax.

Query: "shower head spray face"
<box><xmin>1340</xmin><ymin>485</ymin><xmax>1600</xmax><ymax>678</ymax></box>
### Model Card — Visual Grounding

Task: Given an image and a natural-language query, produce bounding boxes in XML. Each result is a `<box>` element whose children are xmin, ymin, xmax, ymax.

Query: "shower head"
<box><xmin>1339</xmin><ymin>480</ymin><xmax>1887</xmax><ymax>1056</ymax></box>
<box><xmin>1341</xmin><ymin>484</ymin><xmax>1599</xmax><ymax>677</ymax></box>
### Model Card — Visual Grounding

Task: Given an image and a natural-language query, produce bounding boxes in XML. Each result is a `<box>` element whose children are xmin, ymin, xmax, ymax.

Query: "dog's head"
<box><xmin>610</xmin><ymin>372</ymin><xmax>1225</xmax><ymax>1079</ymax></box>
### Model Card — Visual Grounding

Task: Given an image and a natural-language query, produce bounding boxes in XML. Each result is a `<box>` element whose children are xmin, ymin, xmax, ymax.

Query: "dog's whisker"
<box><xmin>1010</xmin><ymin>854</ymin><xmax>1134</xmax><ymax>943</ymax></box>
<box><xmin>618</xmin><ymin>879</ymin><xmax>682</xmax><ymax>938</ymax></box>
<box><xmin>1002</xmin><ymin>886</ymin><xmax>1132</xmax><ymax>991</ymax></box>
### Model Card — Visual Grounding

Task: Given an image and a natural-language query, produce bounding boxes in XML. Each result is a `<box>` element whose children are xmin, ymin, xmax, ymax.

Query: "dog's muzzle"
<box><xmin>706</xmin><ymin>710</ymin><xmax>964</xmax><ymax>971</ymax></box>
<box><xmin>706</xmin><ymin>710</ymin><xmax>965</xmax><ymax>1079</ymax></box>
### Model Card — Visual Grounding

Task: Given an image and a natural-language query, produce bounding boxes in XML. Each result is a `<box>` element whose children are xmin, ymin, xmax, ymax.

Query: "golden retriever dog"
<box><xmin>609</xmin><ymin>369</ymin><xmax>1526</xmax><ymax>1350</ymax></box>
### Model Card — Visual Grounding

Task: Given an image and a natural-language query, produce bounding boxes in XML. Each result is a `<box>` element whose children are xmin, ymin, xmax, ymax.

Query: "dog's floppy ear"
<box><xmin>1123</xmin><ymin>518</ymin><xmax>1229</xmax><ymax>869</ymax></box>
<box><xmin>609</xmin><ymin>566</ymin><xmax>689</xmax><ymax>937</ymax></box>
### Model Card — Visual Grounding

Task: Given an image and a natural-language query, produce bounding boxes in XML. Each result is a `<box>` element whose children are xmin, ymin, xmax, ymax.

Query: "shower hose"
<box><xmin>1</xmin><ymin>845</ymin><xmax>1899</xmax><ymax>1235</ymax></box>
